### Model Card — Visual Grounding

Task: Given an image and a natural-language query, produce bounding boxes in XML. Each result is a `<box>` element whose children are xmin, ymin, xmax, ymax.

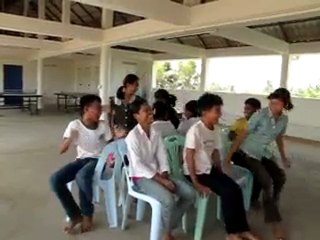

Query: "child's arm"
<box><xmin>59</xmin><ymin>129</ymin><xmax>78</xmax><ymax>154</ymax></box>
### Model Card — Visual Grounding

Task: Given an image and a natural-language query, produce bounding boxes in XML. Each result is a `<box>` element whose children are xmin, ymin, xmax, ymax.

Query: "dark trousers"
<box><xmin>187</xmin><ymin>167</ymin><xmax>250</xmax><ymax>234</ymax></box>
<box><xmin>232</xmin><ymin>152</ymin><xmax>261</xmax><ymax>204</ymax></box>
<box><xmin>50</xmin><ymin>158</ymin><xmax>98</xmax><ymax>220</ymax></box>
<box><xmin>232</xmin><ymin>151</ymin><xmax>286</xmax><ymax>223</ymax></box>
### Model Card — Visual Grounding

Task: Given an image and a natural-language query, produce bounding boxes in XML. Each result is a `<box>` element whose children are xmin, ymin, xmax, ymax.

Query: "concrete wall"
<box><xmin>74</xmin><ymin>50</ymin><xmax>153</xmax><ymax>99</ymax></box>
<box><xmin>165</xmin><ymin>89</ymin><xmax>320</xmax><ymax>141</ymax></box>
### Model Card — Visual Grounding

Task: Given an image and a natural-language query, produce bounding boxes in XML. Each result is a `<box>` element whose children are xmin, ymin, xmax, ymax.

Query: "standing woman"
<box><xmin>224</xmin><ymin>88</ymin><xmax>293</xmax><ymax>240</ymax></box>
<box><xmin>111</xmin><ymin>74</ymin><xmax>141</xmax><ymax>133</ymax></box>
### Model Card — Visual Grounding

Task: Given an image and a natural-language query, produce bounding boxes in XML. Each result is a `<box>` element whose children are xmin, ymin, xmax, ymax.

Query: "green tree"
<box><xmin>155</xmin><ymin>60</ymin><xmax>200</xmax><ymax>90</ymax></box>
<box><xmin>294</xmin><ymin>83</ymin><xmax>320</xmax><ymax>99</ymax></box>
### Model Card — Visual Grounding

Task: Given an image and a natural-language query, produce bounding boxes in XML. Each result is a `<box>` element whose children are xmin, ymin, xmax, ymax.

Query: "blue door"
<box><xmin>3</xmin><ymin>65</ymin><xmax>23</xmax><ymax>105</ymax></box>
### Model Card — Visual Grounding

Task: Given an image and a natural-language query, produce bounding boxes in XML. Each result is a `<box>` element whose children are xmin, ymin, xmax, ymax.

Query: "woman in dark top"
<box><xmin>154</xmin><ymin>89</ymin><xmax>180</xmax><ymax>129</ymax></box>
<box><xmin>111</xmin><ymin>74</ymin><xmax>141</xmax><ymax>132</ymax></box>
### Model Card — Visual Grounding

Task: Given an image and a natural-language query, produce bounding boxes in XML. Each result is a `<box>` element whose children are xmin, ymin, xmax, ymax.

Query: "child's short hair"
<box><xmin>80</xmin><ymin>94</ymin><xmax>101</xmax><ymax>116</ymax></box>
<box><xmin>185</xmin><ymin>100</ymin><xmax>199</xmax><ymax>117</ymax></box>
<box><xmin>130</xmin><ymin>97</ymin><xmax>148</xmax><ymax>115</ymax></box>
<box><xmin>245</xmin><ymin>98</ymin><xmax>261</xmax><ymax>110</ymax></box>
<box><xmin>123</xmin><ymin>74</ymin><xmax>139</xmax><ymax>86</ymax></box>
<box><xmin>197</xmin><ymin>93</ymin><xmax>223</xmax><ymax>114</ymax></box>
<box><xmin>153</xmin><ymin>101</ymin><xmax>169</xmax><ymax>120</ymax></box>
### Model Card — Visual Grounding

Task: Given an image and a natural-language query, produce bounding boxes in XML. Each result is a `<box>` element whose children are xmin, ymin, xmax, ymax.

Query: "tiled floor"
<box><xmin>0</xmin><ymin>110</ymin><xmax>319</xmax><ymax>240</ymax></box>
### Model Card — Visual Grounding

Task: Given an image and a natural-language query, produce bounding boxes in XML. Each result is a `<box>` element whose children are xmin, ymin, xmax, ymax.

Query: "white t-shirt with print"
<box><xmin>63</xmin><ymin>119</ymin><xmax>112</xmax><ymax>159</ymax></box>
<box><xmin>183</xmin><ymin>120</ymin><xmax>222</xmax><ymax>175</ymax></box>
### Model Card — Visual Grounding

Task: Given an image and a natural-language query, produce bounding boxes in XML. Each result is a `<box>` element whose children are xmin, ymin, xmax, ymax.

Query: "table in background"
<box><xmin>54</xmin><ymin>92</ymin><xmax>89</xmax><ymax>112</ymax></box>
<box><xmin>0</xmin><ymin>93</ymin><xmax>42</xmax><ymax>115</ymax></box>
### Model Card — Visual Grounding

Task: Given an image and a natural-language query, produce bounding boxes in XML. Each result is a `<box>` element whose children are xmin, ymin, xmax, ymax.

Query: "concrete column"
<box><xmin>36</xmin><ymin>58</ymin><xmax>43</xmax><ymax>109</ymax></box>
<box><xmin>99</xmin><ymin>9</ymin><xmax>113</xmax><ymax>104</ymax></box>
<box><xmin>99</xmin><ymin>45</ymin><xmax>112</xmax><ymax>104</ymax></box>
<box><xmin>38</xmin><ymin>0</ymin><xmax>45</xmax><ymax>40</ymax></box>
<box><xmin>62</xmin><ymin>0</ymin><xmax>71</xmax><ymax>24</ymax></box>
<box><xmin>280</xmin><ymin>54</ymin><xmax>290</xmax><ymax>88</ymax></box>
<box><xmin>200</xmin><ymin>56</ymin><xmax>208</xmax><ymax>92</ymax></box>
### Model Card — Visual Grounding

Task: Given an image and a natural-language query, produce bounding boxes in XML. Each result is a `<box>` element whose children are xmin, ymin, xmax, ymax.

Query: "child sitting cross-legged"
<box><xmin>126</xmin><ymin>98</ymin><xmax>196</xmax><ymax>240</ymax></box>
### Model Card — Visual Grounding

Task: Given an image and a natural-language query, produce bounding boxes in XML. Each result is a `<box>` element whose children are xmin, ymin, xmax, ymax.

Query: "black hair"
<box><xmin>153</xmin><ymin>101</ymin><xmax>169</xmax><ymax>121</ymax></box>
<box><xmin>197</xmin><ymin>93</ymin><xmax>223</xmax><ymax>114</ymax></box>
<box><xmin>245</xmin><ymin>98</ymin><xmax>261</xmax><ymax>110</ymax></box>
<box><xmin>116</xmin><ymin>86</ymin><xmax>125</xmax><ymax>100</ymax></box>
<box><xmin>130</xmin><ymin>97</ymin><xmax>148</xmax><ymax>115</ymax></box>
<box><xmin>154</xmin><ymin>89</ymin><xmax>170</xmax><ymax>102</ymax></box>
<box><xmin>185</xmin><ymin>100</ymin><xmax>199</xmax><ymax>117</ymax></box>
<box><xmin>123</xmin><ymin>74</ymin><xmax>139</xmax><ymax>86</ymax></box>
<box><xmin>268</xmin><ymin>88</ymin><xmax>294</xmax><ymax>111</ymax></box>
<box><xmin>168</xmin><ymin>94</ymin><xmax>177</xmax><ymax>107</ymax></box>
<box><xmin>80</xmin><ymin>94</ymin><xmax>101</xmax><ymax>116</ymax></box>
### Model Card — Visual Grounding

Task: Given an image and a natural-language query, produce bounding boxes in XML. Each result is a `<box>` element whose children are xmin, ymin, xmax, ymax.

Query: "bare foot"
<box><xmin>226</xmin><ymin>234</ymin><xmax>242</xmax><ymax>240</ymax></box>
<box><xmin>81</xmin><ymin>216</ymin><xmax>93</xmax><ymax>233</ymax></box>
<box><xmin>64</xmin><ymin>216</ymin><xmax>82</xmax><ymax>234</ymax></box>
<box><xmin>162</xmin><ymin>233</ymin><xmax>175</xmax><ymax>240</ymax></box>
<box><xmin>239</xmin><ymin>231</ymin><xmax>261</xmax><ymax>240</ymax></box>
<box><xmin>272</xmin><ymin>222</ymin><xmax>286</xmax><ymax>239</ymax></box>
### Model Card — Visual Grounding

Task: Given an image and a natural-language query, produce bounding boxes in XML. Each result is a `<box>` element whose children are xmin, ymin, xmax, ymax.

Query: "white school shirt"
<box><xmin>125</xmin><ymin>124</ymin><xmax>170</xmax><ymax>179</ymax></box>
<box><xmin>151</xmin><ymin>120</ymin><xmax>177</xmax><ymax>138</ymax></box>
<box><xmin>63</xmin><ymin>119</ymin><xmax>112</xmax><ymax>159</ymax></box>
<box><xmin>177</xmin><ymin>117</ymin><xmax>199</xmax><ymax>136</ymax></box>
<box><xmin>183</xmin><ymin>120</ymin><xmax>222</xmax><ymax>175</ymax></box>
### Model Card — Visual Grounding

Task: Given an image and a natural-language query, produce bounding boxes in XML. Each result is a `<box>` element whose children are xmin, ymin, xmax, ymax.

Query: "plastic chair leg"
<box><xmin>121</xmin><ymin>194</ymin><xmax>133</xmax><ymax>230</ymax></box>
<box><xmin>216</xmin><ymin>197</ymin><xmax>222</xmax><ymax>221</ymax></box>
<box><xmin>93</xmin><ymin>184</ymin><xmax>100</xmax><ymax>203</ymax></box>
<box><xmin>102</xmin><ymin>182</ymin><xmax>118</xmax><ymax>228</ymax></box>
<box><xmin>65</xmin><ymin>181</ymin><xmax>73</xmax><ymax>222</ymax></box>
<box><xmin>182</xmin><ymin>213</ymin><xmax>189</xmax><ymax>234</ymax></box>
<box><xmin>194</xmin><ymin>196</ymin><xmax>209</xmax><ymax>240</ymax></box>
<box><xmin>149</xmin><ymin>202</ymin><xmax>162</xmax><ymax>240</ymax></box>
<box><xmin>136</xmin><ymin>199</ymin><xmax>146</xmax><ymax>221</ymax></box>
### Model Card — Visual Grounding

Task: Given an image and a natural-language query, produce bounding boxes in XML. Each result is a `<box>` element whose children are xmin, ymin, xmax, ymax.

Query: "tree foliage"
<box><xmin>293</xmin><ymin>82</ymin><xmax>320</xmax><ymax>99</ymax></box>
<box><xmin>155</xmin><ymin>60</ymin><xmax>200</xmax><ymax>90</ymax></box>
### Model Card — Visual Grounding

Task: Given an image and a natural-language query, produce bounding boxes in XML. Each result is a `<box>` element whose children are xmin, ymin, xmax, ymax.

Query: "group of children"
<box><xmin>50</xmin><ymin>74</ymin><xmax>293</xmax><ymax>240</ymax></box>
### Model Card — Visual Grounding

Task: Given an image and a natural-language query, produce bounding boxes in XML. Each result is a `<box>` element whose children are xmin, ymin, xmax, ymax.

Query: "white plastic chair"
<box><xmin>117</xmin><ymin>140</ymin><xmax>162</xmax><ymax>240</ymax></box>
<box><xmin>65</xmin><ymin>141</ymin><xmax>123</xmax><ymax>228</ymax></box>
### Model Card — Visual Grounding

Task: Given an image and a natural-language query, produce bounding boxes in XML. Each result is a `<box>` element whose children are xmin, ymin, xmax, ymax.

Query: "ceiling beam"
<box><xmin>212</xmin><ymin>27</ymin><xmax>289</xmax><ymax>53</ymax></box>
<box><xmin>0</xmin><ymin>35</ymin><xmax>63</xmax><ymax>49</ymax></box>
<box><xmin>123</xmin><ymin>40</ymin><xmax>205</xmax><ymax>57</ymax></box>
<box><xmin>191</xmin><ymin>0</ymin><xmax>320</xmax><ymax>28</ymax></box>
<box><xmin>72</xmin><ymin>0</ymin><xmax>190</xmax><ymax>25</ymax></box>
<box><xmin>0</xmin><ymin>13</ymin><xmax>103</xmax><ymax>41</ymax></box>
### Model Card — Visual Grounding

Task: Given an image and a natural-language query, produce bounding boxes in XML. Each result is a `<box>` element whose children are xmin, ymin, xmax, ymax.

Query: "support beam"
<box><xmin>191</xmin><ymin>0</ymin><xmax>320</xmax><ymax>28</ymax></box>
<box><xmin>0</xmin><ymin>13</ymin><xmax>103</xmax><ymax>41</ymax></box>
<box><xmin>200</xmin><ymin>56</ymin><xmax>207</xmax><ymax>91</ymax></box>
<box><xmin>99</xmin><ymin>45</ymin><xmax>112</xmax><ymax>104</ymax></box>
<box><xmin>38</xmin><ymin>0</ymin><xmax>45</xmax><ymax>40</ymax></box>
<box><xmin>280</xmin><ymin>54</ymin><xmax>290</xmax><ymax>88</ymax></box>
<box><xmin>212</xmin><ymin>27</ymin><xmax>289</xmax><ymax>53</ymax></box>
<box><xmin>101</xmin><ymin>9</ymin><xmax>113</xmax><ymax>29</ymax></box>
<box><xmin>62</xmin><ymin>0</ymin><xmax>71</xmax><ymax>24</ymax></box>
<box><xmin>124</xmin><ymin>40</ymin><xmax>205</xmax><ymax>58</ymax></box>
<box><xmin>183</xmin><ymin>0</ymin><xmax>201</xmax><ymax>7</ymax></box>
<box><xmin>37</xmin><ymin>58</ymin><xmax>44</xmax><ymax>109</ymax></box>
<box><xmin>72</xmin><ymin>0</ymin><xmax>190</xmax><ymax>25</ymax></box>
<box><xmin>0</xmin><ymin>35</ymin><xmax>63</xmax><ymax>49</ymax></box>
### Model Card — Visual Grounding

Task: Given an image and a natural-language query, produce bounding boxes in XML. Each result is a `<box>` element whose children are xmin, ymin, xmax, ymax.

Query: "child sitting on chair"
<box><xmin>126</xmin><ymin>98</ymin><xmax>196</xmax><ymax>240</ymax></box>
<box><xmin>152</xmin><ymin>101</ymin><xmax>177</xmax><ymax>138</ymax></box>
<box><xmin>183</xmin><ymin>93</ymin><xmax>259</xmax><ymax>240</ymax></box>
<box><xmin>178</xmin><ymin>100</ymin><xmax>199</xmax><ymax>135</ymax></box>
<box><xmin>50</xmin><ymin>94</ymin><xmax>112</xmax><ymax>234</ymax></box>
<box><xmin>228</xmin><ymin>98</ymin><xmax>261</xmax><ymax>141</ymax></box>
